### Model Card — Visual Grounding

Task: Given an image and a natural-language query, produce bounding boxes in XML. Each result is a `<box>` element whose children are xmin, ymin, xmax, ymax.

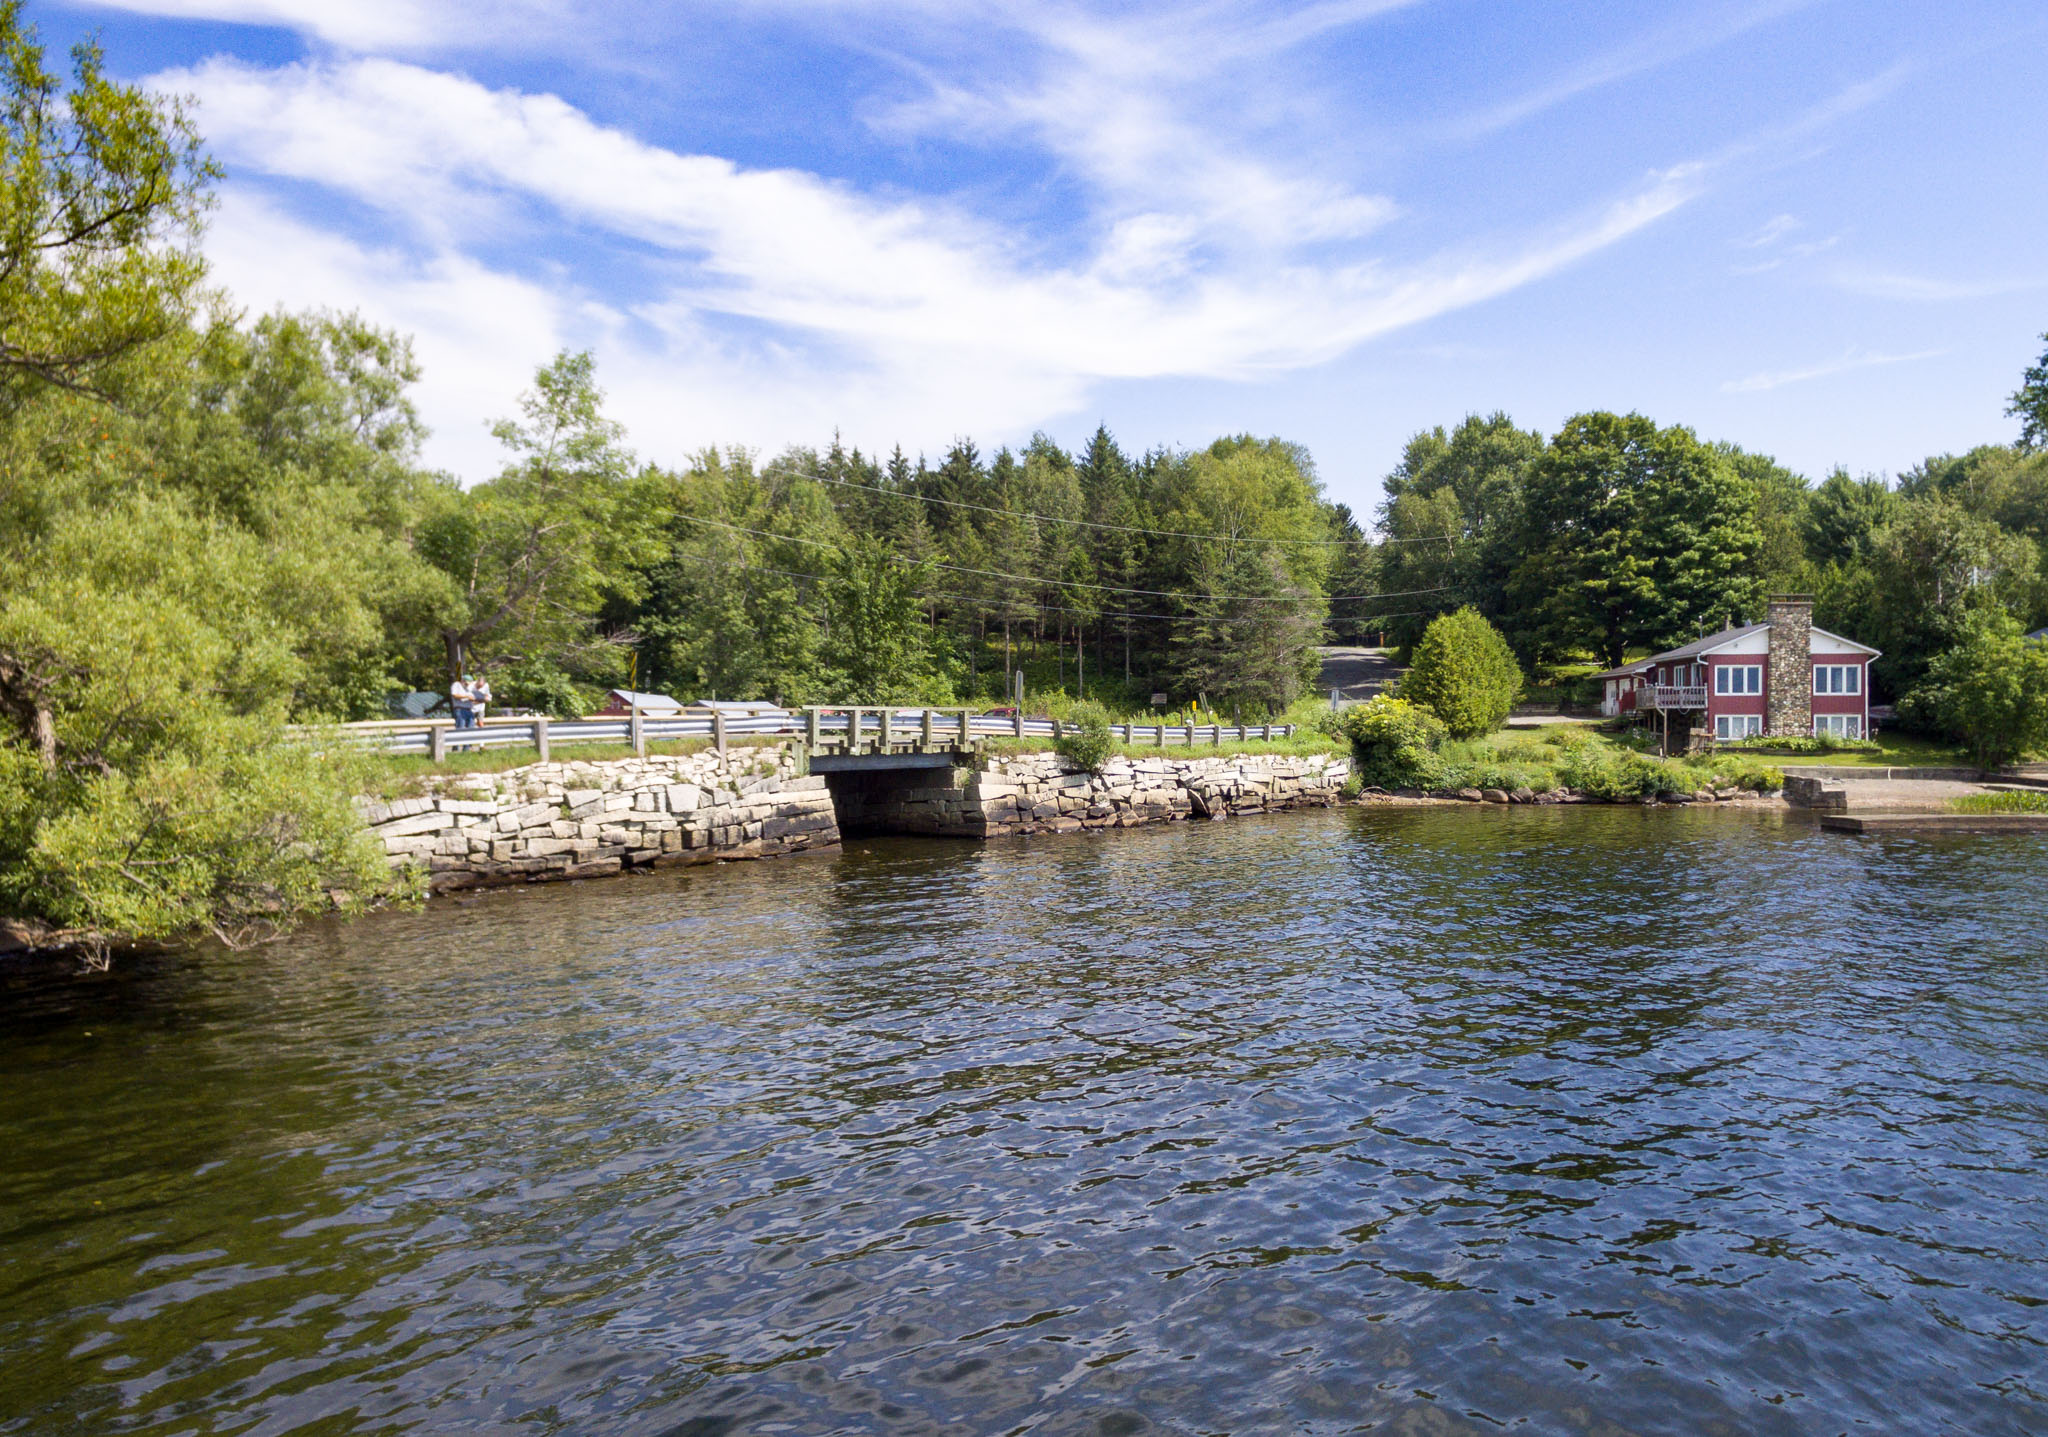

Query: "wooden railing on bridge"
<box><xmin>300</xmin><ymin>706</ymin><xmax>1299</xmax><ymax>763</ymax></box>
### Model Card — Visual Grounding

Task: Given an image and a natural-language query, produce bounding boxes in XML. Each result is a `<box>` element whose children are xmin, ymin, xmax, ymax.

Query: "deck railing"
<box><xmin>1646</xmin><ymin>685</ymin><xmax>1708</xmax><ymax>711</ymax></box>
<box><xmin>297</xmin><ymin>707</ymin><xmax>1297</xmax><ymax>762</ymax></box>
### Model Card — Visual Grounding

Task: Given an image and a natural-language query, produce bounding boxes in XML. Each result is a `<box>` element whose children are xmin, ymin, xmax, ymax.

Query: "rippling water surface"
<box><xmin>4</xmin><ymin>806</ymin><xmax>2048</xmax><ymax>1434</ymax></box>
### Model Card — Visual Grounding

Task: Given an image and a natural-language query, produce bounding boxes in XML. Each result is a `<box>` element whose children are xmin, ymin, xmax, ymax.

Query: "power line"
<box><xmin>669</xmin><ymin>512</ymin><xmax>1451</xmax><ymax>605</ymax></box>
<box><xmin>679</xmin><ymin>555</ymin><xmax>1443</xmax><ymax>630</ymax></box>
<box><xmin>754</xmin><ymin>459</ymin><xmax>1457</xmax><ymax>547</ymax></box>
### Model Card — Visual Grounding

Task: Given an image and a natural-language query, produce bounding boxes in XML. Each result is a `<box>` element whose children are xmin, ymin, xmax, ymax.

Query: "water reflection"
<box><xmin>2</xmin><ymin>808</ymin><xmax>2046</xmax><ymax>1434</ymax></box>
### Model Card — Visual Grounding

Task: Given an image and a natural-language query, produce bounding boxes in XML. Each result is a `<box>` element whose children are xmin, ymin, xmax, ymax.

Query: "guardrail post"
<box><xmin>712</xmin><ymin>709</ymin><xmax>726</xmax><ymax>756</ymax></box>
<box><xmin>1184</xmin><ymin>722</ymin><xmax>1195</xmax><ymax>747</ymax></box>
<box><xmin>958</xmin><ymin>710</ymin><xmax>970</xmax><ymax>745</ymax></box>
<box><xmin>630</xmin><ymin>706</ymin><xmax>646</xmax><ymax>756</ymax></box>
<box><xmin>1211</xmin><ymin>724</ymin><xmax>1221</xmax><ymax>747</ymax></box>
<box><xmin>1053</xmin><ymin>717</ymin><xmax>1064</xmax><ymax>742</ymax></box>
<box><xmin>882</xmin><ymin>708</ymin><xmax>896</xmax><ymax>747</ymax></box>
<box><xmin>1014</xmin><ymin>709</ymin><xmax>1025</xmax><ymax>740</ymax></box>
<box><xmin>1155</xmin><ymin>723</ymin><xmax>1164</xmax><ymax>746</ymax></box>
<box><xmin>806</xmin><ymin>707</ymin><xmax>820</xmax><ymax>748</ymax></box>
<box><xmin>430</xmin><ymin>722</ymin><xmax>447</xmax><ymax>764</ymax></box>
<box><xmin>535</xmin><ymin>715</ymin><xmax>550</xmax><ymax>761</ymax></box>
<box><xmin>922</xmin><ymin>710</ymin><xmax>934</xmax><ymax>746</ymax></box>
<box><xmin>1261</xmin><ymin>723</ymin><xmax>1272</xmax><ymax>741</ymax></box>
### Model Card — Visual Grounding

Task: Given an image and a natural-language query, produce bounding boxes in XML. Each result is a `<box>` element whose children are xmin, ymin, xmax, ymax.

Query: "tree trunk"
<box><xmin>443</xmin><ymin>631</ymin><xmax>466</xmax><ymax>694</ymax></box>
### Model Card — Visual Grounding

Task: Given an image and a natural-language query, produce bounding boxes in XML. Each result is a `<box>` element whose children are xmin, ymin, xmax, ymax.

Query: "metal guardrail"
<box><xmin>300</xmin><ymin>707</ymin><xmax>1299</xmax><ymax>761</ymax></box>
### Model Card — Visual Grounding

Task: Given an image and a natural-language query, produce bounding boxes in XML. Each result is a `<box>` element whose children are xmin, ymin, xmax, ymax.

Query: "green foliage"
<box><xmin>1372</xmin><ymin>412</ymin><xmax>1544</xmax><ymax>650</ymax></box>
<box><xmin>1511</xmin><ymin>412</ymin><xmax>1763</xmax><ymax>665</ymax></box>
<box><xmin>417</xmin><ymin>350</ymin><xmax>660</xmax><ymax>694</ymax></box>
<box><xmin>1899</xmin><ymin>608</ymin><xmax>2048</xmax><ymax>768</ymax></box>
<box><xmin>1053</xmin><ymin>700</ymin><xmax>1116</xmax><ymax>772</ymax></box>
<box><xmin>2011</xmin><ymin>330</ymin><xmax>2048</xmax><ymax>452</ymax></box>
<box><xmin>1333</xmin><ymin>695</ymin><xmax>1448</xmax><ymax>789</ymax></box>
<box><xmin>0</xmin><ymin>491</ymin><xmax>404</xmax><ymax>950</ymax></box>
<box><xmin>1398</xmin><ymin>606</ymin><xmax>1523</xmax><ymax>737</ymax></box>
<box><xmin>0</xmin><ymin>3</ymin><xmax>216</xmax><ymax>406</ymax></box>
<box><xmin>1952</xmin><ymin>790</ymin><xmax>2048</xmax><ymax>814</ymax></box>
<box><xmin>821</xmin><ymin>536</ymin><xmax>947</xmax><ymax>703</ymax></box>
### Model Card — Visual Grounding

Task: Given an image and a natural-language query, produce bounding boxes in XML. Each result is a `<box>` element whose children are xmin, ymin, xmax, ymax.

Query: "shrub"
<box><xmin>1334</xmin><ymin>695</ymin><xmax>1447</xmax><ymax>788</ymax></box>
<box><xmin>1053</xmin><ymin>700</ymin><xmax>1116</xmax><ymax>772</ymax></box>
<box><xmin>1398</xmin><ymin>608</ymin><xmax>1523</xmax><ymax>738</ymax></box>
<box><xmin>1901</xmin><ymin>608</ymin><xmax>2048</xmax><ymax>768</ymax></box>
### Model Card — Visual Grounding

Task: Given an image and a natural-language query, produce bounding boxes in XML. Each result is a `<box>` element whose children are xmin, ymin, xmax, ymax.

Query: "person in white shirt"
<box><xmin>449</xmin><ymin>676</ymin><xmax>474</xmax><ymax>730</ymax></box>
<box><xmin>470</xmin><ymin>676</ymin><xmax>492</xmax><ymax>725</ymax></box>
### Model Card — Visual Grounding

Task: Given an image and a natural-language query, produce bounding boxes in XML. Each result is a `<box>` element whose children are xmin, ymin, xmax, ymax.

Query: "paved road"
<box><xmin>1316</xmin><ymin>646</ymin><xmax>1403</xmax><ymax>702</ymax></box>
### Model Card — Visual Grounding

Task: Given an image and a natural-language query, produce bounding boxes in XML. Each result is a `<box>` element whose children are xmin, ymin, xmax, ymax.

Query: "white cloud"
<box><xmin>1829</xmin><ymin>267</ymin><xmax>2048</xmax><ymax>302</ymax></box>
<box><xmin>1737</xmin><ymin>213</ymin><xmax>1801</xmax><ymax>248</ymax></box>
<box><xmin>1720</xmin><ymin>346</ymin><xmax>1945</xmax><ymax>394</ymax></box>
<box><xmin>71</xmin><ymin>0</ymin><xmax>570</xmax><ymax>51</ymax></box>
<box><xmin>174</xmin><ymin>55</ymin><xmax>1700</xmax><ymax>478</ymax></box>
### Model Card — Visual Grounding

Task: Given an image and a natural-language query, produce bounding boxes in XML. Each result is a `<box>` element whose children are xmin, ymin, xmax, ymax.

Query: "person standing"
<box><xmin>450</xmin><ymin>675</ymin><xmax>474</xmax><ymax>730</ymax></box>
<box><xmin>471</xmin><ymin>675</ymin><xmax>492</xmax><ymax>727</ymax></box>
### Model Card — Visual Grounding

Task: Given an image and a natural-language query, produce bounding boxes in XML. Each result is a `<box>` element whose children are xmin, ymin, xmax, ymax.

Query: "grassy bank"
<box><xmin>1402</xmin><ymin>724</ymin><xmax>1785</xmax><ymax>798</ymax></box>
<box><xmin>1952</xmin><ymin>791</ymin><xmax>2048</xmax><ymax>814</ymax></box>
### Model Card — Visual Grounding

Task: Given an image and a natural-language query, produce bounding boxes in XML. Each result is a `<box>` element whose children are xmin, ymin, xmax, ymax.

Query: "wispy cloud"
<box><xmin>1441</xmin><ymin>0</ymin><xmax>1823</xmax><ymax>141</ymax></box>
<box><xmin>170</xmin><ymin>54</ymin><xmax>1701</xmax><ymax>477</ymax></box>
<box><xmin>1829</xmin><ymin>267</ymin><xmax>2048</xmax><ymax>302</ymax></box>
<box><xmin>1721</xmin><ymin>346</ymin><xmax>1945</xmax><ymax>394</ymax></box>
<box><xmin>70</xmin><ymin>0</ymin><xmax>568</xmax><ymax>50</ymax></box>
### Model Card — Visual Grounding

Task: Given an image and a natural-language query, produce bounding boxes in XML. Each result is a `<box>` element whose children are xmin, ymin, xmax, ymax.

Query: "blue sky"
<box><xmin>48</xmin><ymin>0</ymin><xmax>2048</xmax><ymax>512</ymax></box>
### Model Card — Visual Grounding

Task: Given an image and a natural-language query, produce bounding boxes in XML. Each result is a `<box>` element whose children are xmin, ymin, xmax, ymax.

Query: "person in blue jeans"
<box><xmin>450</xmin><ymin>676</ymin><xmax>475</xmax><ymax>730</ymax></box>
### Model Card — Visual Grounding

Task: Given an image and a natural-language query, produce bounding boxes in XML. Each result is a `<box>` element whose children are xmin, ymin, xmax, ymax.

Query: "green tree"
<box><xmin>0</xmin><ymin>491</ymin><xmax>400</xmax><ymax>955</ymax></box>
<box><xmin>1398</xmin><ymin>607</ymin><xmax>1523</xmax><ymax>737</ymax></box>
<box><xmin>1803</xmin><ymin>468</ymin><xmax>1900</xmax><ymax>570</ymax></box>
<box><xmin>416</xmin><ymin>351</ymin><xmax>659</xmax><ymax>694</ymax></box>
<box><xmin>2009</xmin><ymin>330</ymin><xmax>2048</xmax><ymax>451</ymax></box>
<box><xmin>1172</xmin><ymin>546</ymin><xmax>1321</xmax><ymax>715</ymax></box>
<box><xmin>1374</xmin><ymin>412</ymin><xmax>1542</xmax><ymax>648</ymax></box>
<box><xmin>1900</xmin><ymin>607</ymin><xmax>2048</xmax><ymax>766</ymax></box>
<box><xmin>821</xmin><ymin>536</ymin><xmax>944</xmax><ymax>703</ymax></box>
<box><xmin>1512</xmin><ymin>413</ymin><xmax>1761</xmax><ymax>664</ymax></box>
<box><xmin>0</xmin><ymin>2</ymin><xmax>216</xmax><ymax>405</ymax></box>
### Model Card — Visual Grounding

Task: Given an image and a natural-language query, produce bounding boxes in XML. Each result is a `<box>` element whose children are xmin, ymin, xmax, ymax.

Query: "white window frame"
<box><xmin>1814</xmin><ymin>664</ymin><xmax>1861</xmax><ymax>696</ymax></box>
<box><xmin>1714</xmin><ymin>664</ymin><xmax>1761</xmax><ymax>696</ymax></box>
<box><xmin>1813</xmin><ymin>714</ymin><xmax>1863</xmax><ymax>739</ymax></box>
<box><xmin>1716</xmin><ymin>714</ymin><xmax>1763</xmax><ymax>741</ymax></box>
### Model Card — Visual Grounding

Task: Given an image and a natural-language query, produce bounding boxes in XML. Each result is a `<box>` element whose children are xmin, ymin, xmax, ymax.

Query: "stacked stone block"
<box><xmin>356</xmin><ymin>745</ymin><xmax>838</xmax><ymax>893</ymax></box>
<box><xmin>846</xmin><ymin>752</ymin><xmax>1350</xmax><ymax>837</ymax></box>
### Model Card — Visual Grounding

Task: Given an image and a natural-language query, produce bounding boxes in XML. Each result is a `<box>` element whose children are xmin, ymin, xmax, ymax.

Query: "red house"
<box><xmin>1592</xmin><ymin>596</ymin><xmax>1878</xmax><ymax>748</ymax></box>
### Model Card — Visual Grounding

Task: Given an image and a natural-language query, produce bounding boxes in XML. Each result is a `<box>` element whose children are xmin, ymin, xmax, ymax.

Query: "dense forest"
<box><xmin>2</xmin><ymin>9</ymin><xmax>2045</xmax><ymax>945</ymax></box>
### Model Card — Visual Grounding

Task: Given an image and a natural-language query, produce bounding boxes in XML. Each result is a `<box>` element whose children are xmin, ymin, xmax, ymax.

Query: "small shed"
<box><xmin>596</xmin><ymin>689</ymin><xmax>685</xmax><ymax>717</ymax></box>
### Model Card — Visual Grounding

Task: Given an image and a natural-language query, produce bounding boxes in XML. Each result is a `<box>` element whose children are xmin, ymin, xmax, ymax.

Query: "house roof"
<box><xmin>607</xmin><ymin>689</ymin><xmax>684</xmax><ymax>711</ymax></box>
<box><xmin>1588</xmin><ymin>660</ymin><xmax>1653</xmax><ymax>681</ymax></box>
<box><xmin>1641</xmin><ymin>621</ymin><xmax>1880</xmax><ymax>666</ymax></box>
<box><xmin>2030</xmin><ymin>627</ymin><xmax>2048</xmax><ymax>642</ymax></box>
<box><xmin>1642</xmin><ymin>624</ymin><xmax>1769</xmax><ymax>666</ymax></box>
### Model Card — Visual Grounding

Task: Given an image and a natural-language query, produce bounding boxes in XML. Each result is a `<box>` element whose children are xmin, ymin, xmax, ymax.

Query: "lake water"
<box><xmin>3</xmin><ymin>806</ymin><xmax>2046</xmax><ymax>1435</ymax></box>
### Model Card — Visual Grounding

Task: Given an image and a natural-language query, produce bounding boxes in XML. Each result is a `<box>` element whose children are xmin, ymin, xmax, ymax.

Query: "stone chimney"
<box><xmin>1766</xmin><ymin>594</ymin><xmax>1813</xmax><ymax>737</ymax></box>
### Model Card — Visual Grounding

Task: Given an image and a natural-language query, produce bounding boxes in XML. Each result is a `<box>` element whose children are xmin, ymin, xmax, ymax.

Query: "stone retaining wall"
<box><xmin>361</xmin><ymin>747</ymin><xmax>1353</xmax><ymax>892</ymax></box>
<box><xmin>359</xmin><ymin>743</ymin><xmax>839</xmax><ymax>893</ymax></box>
<box><xmin>838</xmin><ymin>751</ymin><xmax>1351</xmax><ymax>837</ymax></box>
